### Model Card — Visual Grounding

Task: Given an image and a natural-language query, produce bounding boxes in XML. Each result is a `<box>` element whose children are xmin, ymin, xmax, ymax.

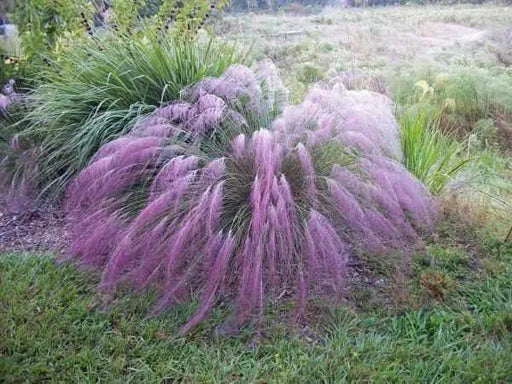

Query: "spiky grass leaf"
<box><xmin>15</xmin><ymin>31</ymin><xmax>248</xmax><ymax>198</ymax></box>
<box><xmin>399</xmin><ymin>107</ymin><xmax>473</xmax><ymax>195</ymax></box>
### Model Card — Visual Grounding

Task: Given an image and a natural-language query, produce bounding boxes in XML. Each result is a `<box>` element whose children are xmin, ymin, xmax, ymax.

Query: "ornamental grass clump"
<box><xmin>399</xmin><ymin>107</ymin><xmax>472</xmax><ymax>195</ymax></box>
<box><xmin>67</xmin><ymin>64</ymin><xmax>436</xmax><ymax>334</ymax></box>
<box><xmin>17</xmin><ymin>32</ymin><xmax>246</xmax><ymax>197</ymax></box>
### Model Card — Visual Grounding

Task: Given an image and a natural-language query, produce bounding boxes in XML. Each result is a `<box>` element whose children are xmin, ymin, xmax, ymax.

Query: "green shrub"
<box><xmin>109</xmin><ymin>0</ymin><xmax>228</xmax><ymax>34</ymax></box>
<box><xmin>15</xmin><ymin>32</ymin><xmax>247</xmax><ymax>197</ymax></box>
<box><xmin>9</xmin><ymin>0</ymin><xmax>230</xmax><ymax>80</ymax></box>
<box><xmin>393</xmin><ymin>68</ymin><xmax>512</xmax><ymax>140</ymax></box>
<box><xmin>297</xmin><ymin>63</ymin><xmax>324</xmax><ymax>85</ymax></box>
<box><xmin>11</xmin><ymin>0</ymin><xmax>91</xmax><ymax>71</ymax></box>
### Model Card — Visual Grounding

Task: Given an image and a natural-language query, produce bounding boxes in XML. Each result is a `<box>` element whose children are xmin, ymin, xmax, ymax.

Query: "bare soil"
<box><xmin>0</xmin><ymin>194</ymin><xmax>69</xmax><ymax>253</ymax></box>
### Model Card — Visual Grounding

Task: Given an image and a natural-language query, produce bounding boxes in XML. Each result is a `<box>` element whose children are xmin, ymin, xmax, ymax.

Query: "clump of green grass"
<box><xmin>13</xmin><ymin>32</ymin><xmax>247</xmax><ymax>198</ymax></box>
<box><xmin>399</xmin><ymin>107</ymin><xmax>472</xmax><ymax>195</ymax></box>
<box><xmin>297</xmin><ymin>63</ymin><xmax>324</xmax><ymax>85</ymax></box>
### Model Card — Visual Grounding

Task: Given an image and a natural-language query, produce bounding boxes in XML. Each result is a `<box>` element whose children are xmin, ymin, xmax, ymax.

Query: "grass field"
<box><xmin>2</xmin><ymin>4</ymin><xmax>512</xmax><ymax>383</ymax></box>
<box><xmin>216</xmin><ymin>4</ymin><xmax>512</xmax><ymax>101</ymax></box>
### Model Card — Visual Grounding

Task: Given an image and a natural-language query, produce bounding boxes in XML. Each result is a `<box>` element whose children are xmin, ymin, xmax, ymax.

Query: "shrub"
<box><xmin>0</xmin><ymin>83</ymin><xmax>35</xmax><ymax>211</ymax></box>
<box><xmin>11</xmin><ymin>0</ymin><xmax>91</xmax><ymax>69</ymax></box>
<box><xmin>10</xmin><ymin>0</ymin><xmax>228</xmax><ymax>69</ymax></box>
<box><xmin>297</xmin><ymin>63</ymin><xmax>324</xmax><ymax>85</ymax></box>
<box><xmin>15</xmin><ymin>32</ymin><xmax>246</xmax><ymax>197</ymax></box>
<box><xmin>105</xmin><ymin>0</ymin><xmax>229</xmax><ymax>34</ymax></box>
<box><xmin>66</xmin><ymin>64</ymin><xmax>435</xmax><ymax>334</ymax></box>
<box><xmin>229</xmin><ymin>0</ymin><xmax>330</xmax><ymax>11</ymax></box>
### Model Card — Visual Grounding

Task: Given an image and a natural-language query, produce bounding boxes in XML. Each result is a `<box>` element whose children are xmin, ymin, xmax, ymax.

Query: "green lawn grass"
<box><xmin>1</xmin><ymin>233</ymin><xmax>511</xmax><ymax>383</ymax></box>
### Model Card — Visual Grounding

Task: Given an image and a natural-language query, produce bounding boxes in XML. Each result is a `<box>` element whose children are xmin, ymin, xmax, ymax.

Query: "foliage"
<box><xmin>100</xmin><ymin>0</ymin><xmax>230</xmax><ymax>36</ymax></box>
<box><xmin>8</xmin><ymin>0</ymin><xmax>230</xmax><ymax>79</ymax></box>
<box><xmin>10</xmin><ymin>0</ymin><xmax>91</xmax><ymax>68</ymax></box>
<box><xmin>229</xmin><ymin>0</ymin><xmax>330</xmax><ymax>11</ymax></box>
<box><xmin>394</xmin><ymin>69</ymin><xmax>512</xmax><ymax>141</ymax></box>
<box><xmin>0</xmin><ymin>0</ymin><xmax>14</xmax><ymax>19</ymax></box>
<box><xmin>399</xmin><ymin>107</ymin><xmax>472</xmax><ymax>195</ymax></box>
<box><xmin>297</xmin><ymin>63</ymin><xmax>324</xmax><ymax>85</ymax></box>
<box><xmin>66</xmin><ymin>65</ymin><xmax>435</xmax><ymax>333</ymax></box>
<box><xmin>155</xmin><ymin>0</ymin><xmax>229</xmax><ymax>36</ymax></box>
<box><xmin>13</xmin><ymin>32</ymin><xmax>245</xmax><ymax>197</ymax></box>
<box><xmin>0</xmin><ymin>24</ymin><xmax>23</xmax><ymax>84</ymax></box>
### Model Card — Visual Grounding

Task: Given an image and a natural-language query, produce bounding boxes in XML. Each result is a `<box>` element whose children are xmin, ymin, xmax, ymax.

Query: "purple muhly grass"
<box><xmin>231</xmin><ymin>134</ymin><xmax>246</xmax><ymax>157</ymax></box>
<box><xmin>68</xmin><ymin>125</ymin><xmax>434</xmax><ymax>332</ymax></box>
<box><xmin>66</xmin><ymin>209</ymin><xmax>124</xmax><ymax>267</ymax></box>
<box><xmin>326</xmin><ymin>178</ymin><xmax>384</xmax><ymax>253</ymax></box>
<box><xmin>149</xmin><ymin>155</ymin><xmax>201</xmax><ymax>199</ymax></box>
<box><xmin>296</xmin><ymin>143</ymin><xmax>318</xmax><ymax>203</ymax></box>
<box><xmin>154</xmin><ymin>181</ymin><xmax>226</xmax><ymax>311</ymax></box>
<box><xmin>360</xmin><ymin>156</ymin><xmax>435</xmax><ymax>232</ymax></box>
<box><xmin>0</xmin><ymin>80</ymin><xmax>18</xmax><ymax>112</ymax></box>
<box><xmin>131</xmin><ymin>63</ymin><xmax>285</xmax><ymax>149</ymax></box>
<box><xmin>66</xmin><ymin>137</ymin><xmax>163</xmax><ymax>211</ymax></box>
<box><xmin>180</xmin><ymin>234</ymin><xmax>235</xmax><ymax>334</ymax></box>
<box><xmin>306</xmin><ymin>210</ymin><xmax>349</xmax><ymax>298</ymax></box>
<box><xmin>231</xmin><ymin>131</ymin><xmax>282</xmax><ymax>325</ymax></box>
<box><xmin>0</xmin><ymin>94</ymin><xmax>10</xmax><ymax>111</ymax></box>
<box><xmin>272</xmin><ymin>84</ymin><xmax>401</xmax><ymax>158</ymax></box>
<box><xmin>253</xmin><ymin>59</ymin><xmax>289</xmax><ymax>114</ymax></box>
<box><xmin>66</xmin><ymin>68</ymin><xmax>437</xmax><ymax>333</ymax></box>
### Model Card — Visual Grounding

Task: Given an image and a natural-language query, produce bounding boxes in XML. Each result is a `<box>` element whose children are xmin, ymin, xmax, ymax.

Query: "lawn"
<box><xmin>2</xmin><ymin>228</ymin><xmax>511</xmax><ymax>383</ymax></box>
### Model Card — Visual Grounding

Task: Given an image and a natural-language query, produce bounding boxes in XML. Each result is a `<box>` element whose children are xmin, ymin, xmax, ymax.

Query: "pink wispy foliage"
<box><xmin>66</xmin><ymin>64</ymin><xmax>436</xmax><ymax>333</ymax></box>
<box><xmin>273</xmin><ymin>85</ymin><xmax>402</xmax><ymax>158</ymax></box>
<box><xmin>132</xmin><ymin>61</ymin><xmax>289</xmax><ymax>142</ymax></box>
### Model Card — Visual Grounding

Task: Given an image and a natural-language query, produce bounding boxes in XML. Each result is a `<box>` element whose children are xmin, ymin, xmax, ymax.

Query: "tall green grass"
<box><xmin>15</xmin><ymin>32</ymin><xmax>248</xmax><ymax>197</ymax></box>
<box><xmin>399</xmin><ymin>108</ymin><xmax>472</xmax><ymax>195</ymax></box>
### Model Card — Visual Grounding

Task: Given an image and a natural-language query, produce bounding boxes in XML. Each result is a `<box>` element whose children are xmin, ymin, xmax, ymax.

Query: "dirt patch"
<box><xmin>0</xmin><ymin>194</ymin><xmax>69</xmax><ymax>253</ymax></box>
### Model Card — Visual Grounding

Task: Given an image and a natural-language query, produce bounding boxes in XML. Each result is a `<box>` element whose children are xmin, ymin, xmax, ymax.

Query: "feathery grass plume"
<box><xmin>273</xmin><ymin>82</ymin><xmax>402</xmax><ymax>159</ymax></box>
<box><xmin>67</xmin><ymin>66</ymin><xmax>435</xmax><ymax>333</ymax></box>
<box><xmin>14</xmin><ymin>32</ymin><xmax>247</xmax><ymax>199</ymax></box>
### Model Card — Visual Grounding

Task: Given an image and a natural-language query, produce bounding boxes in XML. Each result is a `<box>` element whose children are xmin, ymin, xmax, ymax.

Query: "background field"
<box><xmin>217</xmin><ymin>5</ymin><xmax>512</xmax><ymax>101</ymax></box>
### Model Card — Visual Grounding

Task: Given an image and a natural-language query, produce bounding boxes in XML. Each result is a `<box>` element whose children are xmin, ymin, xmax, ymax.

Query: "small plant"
<box><xmin>399</xmin><ymin>107</ymin><xmax>472</xmax><ymax>195</ymax></box>
<box><xmin>297</xmin><ymin>63</ymin><xmax>324</xmax><ymax>85</ymax></box>
<box><xmin>419</xmin><ymin>271</ymin><xmax>453</xmax><ymax>300</ymax></box>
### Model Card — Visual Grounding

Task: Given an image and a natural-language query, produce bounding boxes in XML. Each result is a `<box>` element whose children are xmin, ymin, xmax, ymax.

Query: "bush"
<box><xmin>66</xmin><ymin>65</ymin><xmax>435</xmax><ymax>334</ymax></box>
<box><xmin>229</xmin><ymin>0</ymin><xmax>330</xmax><ymax>11</ymax></box>
<box><xmin>13</xmin><ymin>32</ymin><xmax>246</xmax><ymax>197</ymax></box>
<box><xmin>0</xmin><ymin>84</ymin><xmax>35</xmax><ymax>210</ymax></box>
<box><xmin>11</xmin><ymin>0</ymin><xmax>91</xmax><ymax>70</ymax></box>
<box><xmin>297</xmin><ymin>63</ymin><xmax>324</xmax><ymax>85</ymax></box>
